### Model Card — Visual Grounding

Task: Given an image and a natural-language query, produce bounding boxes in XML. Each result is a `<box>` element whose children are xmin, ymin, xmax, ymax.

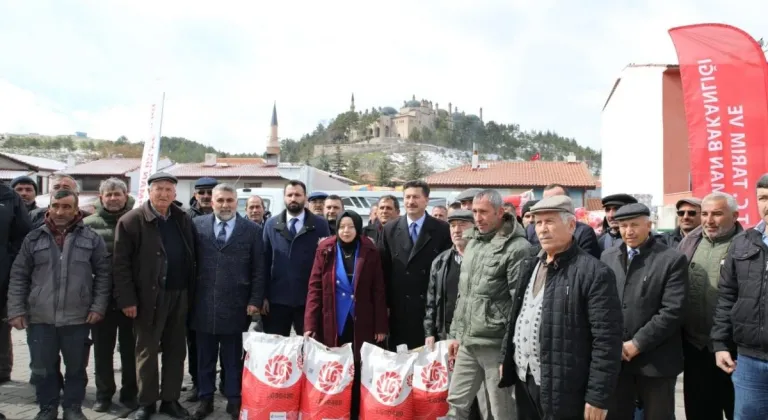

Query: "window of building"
<box><xmin>244</xmin><ymin>182</ymin><xmax>263</xmax><ymax>188</ymax></box>
<box><xmin>80</xmin><ymin>177</ymin><xmax>102</xmax><ymax>192</ymax></box>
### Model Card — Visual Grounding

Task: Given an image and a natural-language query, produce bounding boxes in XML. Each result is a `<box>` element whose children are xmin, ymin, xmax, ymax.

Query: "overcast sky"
<box><xmin>0</xmin><ymin>0</ymin><xmax>765</xmax><ymax>154</ymax></box>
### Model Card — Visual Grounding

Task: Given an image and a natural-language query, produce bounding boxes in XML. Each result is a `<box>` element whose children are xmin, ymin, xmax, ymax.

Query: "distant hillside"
<box><xmin>277</xmin><ymin>108</ymin><xmax>602</xmax><ymax>185</ymax></box>
<box><xmin>1</xmin><ymin>135</ymin><xmax>260</xmax><ymax>164</ymax></box>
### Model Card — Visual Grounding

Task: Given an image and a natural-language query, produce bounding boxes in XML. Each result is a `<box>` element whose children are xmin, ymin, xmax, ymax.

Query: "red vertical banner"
<box><xmin>669</xmin><ymin>23</ymin><xmax>768</xmax><ymax>227</ymax></box>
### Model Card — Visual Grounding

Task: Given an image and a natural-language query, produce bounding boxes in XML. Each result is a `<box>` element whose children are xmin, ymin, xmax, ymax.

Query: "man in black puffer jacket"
<box><xmin>499</xmin><ymin>196</ymin><xmax>623</xmax><ymax>419</ymax></box>
<box><xmin>711</xmin><ymin>174</ymin><xmax>768</xmax><ymax>418</ymax></box>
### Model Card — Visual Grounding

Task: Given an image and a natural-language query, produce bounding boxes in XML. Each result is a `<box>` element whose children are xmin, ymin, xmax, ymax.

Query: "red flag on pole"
<box><xmin>530</xmin><ymin>152</ymin><xmax>541</xmax><ymax>161</ymax></box>
<box><xmin>669</xmin><ymin>23</ymin><xmax>768</xmax><ymax>227</ymax></box>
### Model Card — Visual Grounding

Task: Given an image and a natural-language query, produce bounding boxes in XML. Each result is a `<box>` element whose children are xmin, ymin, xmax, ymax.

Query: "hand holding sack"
<box><xmin>241</xmin><ymin>332</ymin><xmax>304</xmax><ymax>420</ymax></box>
<box><xmin>360</xmin><ymin>342</ymin><xmax>418</xmax><ymax>420</ymax></box>
<box><xmin>412</xmin><ymin>340</ymin><xmax>453</xmax><ymax>420</ymax></box>
<box><xmin>301</xmin><ymin>337</ymin><xmax>355</xmax><ymax>419</ymax></box>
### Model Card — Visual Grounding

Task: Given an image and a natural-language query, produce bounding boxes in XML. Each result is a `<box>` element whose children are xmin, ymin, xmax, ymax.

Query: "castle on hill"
<box><xmin>348</xmin><ymin>94</ymin><xmax>483</xmax><ymax>142</ymax></box>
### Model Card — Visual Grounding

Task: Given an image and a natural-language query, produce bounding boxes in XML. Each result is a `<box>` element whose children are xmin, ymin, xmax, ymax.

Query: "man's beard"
<box><xmin>216</xmin><ymin>210</ymin><xmax>235</xmax><ymax>221</ymax></box>
<box><xmin>286</xmin><ymin>202</ymin><xmax>303</xmax><ymax>214</ymax></box>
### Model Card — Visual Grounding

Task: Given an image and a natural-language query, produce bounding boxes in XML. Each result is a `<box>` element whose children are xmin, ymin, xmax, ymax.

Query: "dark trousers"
<box><xmin>338</xmin><ymin>316</ymin><xmax>360</xmax><ymax>419</ymax></box>
<box><xmin>195</xmin><ymin>331</ymin><xmax>243</xmax><ymax>404</ymax></box>
<box><xmin>92</xmin><ymin>307</ymin><xmax>137</xmax><ymax>401</ymax></box>
<box><xmin>135</xmin><ymin>289</ymin><xmax>188</xmax><ymax>406</ymax></box>
<box><xmin>682</xmin><ymin>340</ymin><xmax>734</xmax><ymax>420</ymax></box>
<box><xmin>263</xmin><ymin>303</ymin><xmax>304</xmax><ymax>336</ymax></box>
<box><xmin>27</xmin><ymin>323</ymin><xmax>90</xmax><ymax>409</ymax></box>
<box><xmin>606</xmin><ymin>372</ymin><xmax>676</xmax><ymax>420</ymax></box>
<box><xmin>0</xmin><ymin>302</ymin><xmax>12</xmax><ymax>379</ymax></box>
<box><xmin>187</xmin><ymin>329</ymin><xmax>226</xmax><ymax>388</ymax></box>
<box><xmin>515</xmin><ymin>373</ymin><xmax>581</xmax><ymax>420</ymax></box>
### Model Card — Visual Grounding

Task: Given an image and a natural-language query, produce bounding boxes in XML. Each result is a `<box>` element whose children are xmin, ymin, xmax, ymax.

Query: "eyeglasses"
<box><xmin>196</xmin><ymin>189</ymin><xmax>212</xmax><ymax>196</ymax></box>
<box><xmin>677</xmin><ymin>210</ymin><xmax>698</xmax><ymax>217</ymax></box>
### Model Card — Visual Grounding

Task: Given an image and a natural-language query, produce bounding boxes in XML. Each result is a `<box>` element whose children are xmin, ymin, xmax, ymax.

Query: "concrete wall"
<box><xmin>601</xmin><ymin>66</ymin><xmax>665</xmax><ymax>206</ymax></box>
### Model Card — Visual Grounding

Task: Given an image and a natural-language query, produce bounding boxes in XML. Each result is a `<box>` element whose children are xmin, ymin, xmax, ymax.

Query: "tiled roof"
<box><xmin>216</xmin><ymin>157</ymin><xmax>265</xmax><ymax>165</ymax></box>
<box><xmin>1</xmin><ymin>153</ymin><xmax>67</xmax><ymax>171</ymax></box>
<box><xmin>585</xmin><ymin>197</ymin><xmax>603</xmax><ymax>211</ymax></box>
<box><xmin>425</xmin><ymin>161</ymin><xmax>597</xmax><ymax>188</ymax></box>
<box><xmin>0</xmin><ymin>169</ymin><xmax>33</xmax><ymax>180</ymax></box>
<box><xmin>166</xmin><ymin>163</ymin><xmax>281</xmax><ymax>178</ymax></box>
<box><xmin>62</xmin><ymin>158</ymin><xmax>173</xmax><ymax>176</ymax></box>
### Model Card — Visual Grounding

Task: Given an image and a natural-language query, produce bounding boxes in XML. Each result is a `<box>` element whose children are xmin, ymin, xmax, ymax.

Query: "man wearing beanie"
<box><xmin>521</xmin><ymin>200</ymin><xmax>538</xmax><ymax>229</ymax></box>
<box><xmin>11</xmin><ymin>175</ymin><xmax>39</xmax><ymax>212</ymax></box>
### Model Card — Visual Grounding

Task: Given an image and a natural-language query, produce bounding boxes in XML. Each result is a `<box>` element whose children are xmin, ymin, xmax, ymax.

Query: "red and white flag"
<box><xmin>134</xmin><ymin>92</ymin><xmax>166</xmax><ymax>209</ymax></box>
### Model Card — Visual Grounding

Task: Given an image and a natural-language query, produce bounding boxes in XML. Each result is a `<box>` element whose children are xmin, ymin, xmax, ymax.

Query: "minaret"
<box><xmin>265</xmin><ymin>102</ymin><xmax>280</xmax><ymax>165</ymax></box>
<box><xmin>480</xmin><ymin>107</ymin><xmax>483</xmax><ymax>122</ymax></box>
<box><xmin>350</xmin><ymin>93</ymin><xmax>355</xmax><ymax>112</ymax></box>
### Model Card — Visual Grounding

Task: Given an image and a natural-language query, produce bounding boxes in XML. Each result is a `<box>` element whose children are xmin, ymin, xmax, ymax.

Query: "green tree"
<box><xmin>402</xmin><ymin>149</ymin><xmax>427</xmax><ymax>180</ymax></box>
<box><xmin>318</xmin><ymin>149</ymin><xmax>331</xmax><ymax>171</ymax></box>
<box><xmin>116</xmin><ymin>135</ymin><xmax>129</xmax><ymax>145</ymax></box>
<box><xmin>409</xmin><ymin>127</ymin><xmax>421</xmax><ymax>142</ymax></box>
<box><xmin>345</xmin><ymin>155</ymin><xmax>361</xmax><ymax>180</ymax></box>
<box><xmin>376</xmin><ymin>155</ymin><xmax>395</xmax><ymax>186</ymax></box>
<box><xmin>332</xmin><ymin>143</ymin><xmax>345</xmax><ymax>175</ymax></box>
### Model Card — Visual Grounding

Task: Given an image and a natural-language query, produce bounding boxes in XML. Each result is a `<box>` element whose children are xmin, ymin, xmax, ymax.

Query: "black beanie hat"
<box><xmin>10</xmin><ymin>176</ymin><xmax>38</xmax><ymax>194</ymax></box>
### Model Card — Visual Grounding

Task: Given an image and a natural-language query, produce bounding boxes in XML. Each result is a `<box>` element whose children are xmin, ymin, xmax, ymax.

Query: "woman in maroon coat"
<box><xmin>304</xmin><ymin>210</ymin><xmax>388</xmax><ymax>418</ymax></box>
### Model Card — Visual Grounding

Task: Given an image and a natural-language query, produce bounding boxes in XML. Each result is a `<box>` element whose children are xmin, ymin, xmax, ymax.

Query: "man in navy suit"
<box><xmin>189</xmin><ymin>183</ymin><xmax>265</xmax><ymax>420</ymax></box>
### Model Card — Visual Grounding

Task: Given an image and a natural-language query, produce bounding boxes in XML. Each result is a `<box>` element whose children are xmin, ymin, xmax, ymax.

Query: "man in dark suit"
<box><xmin>379</xmin><ymin>180</ymin><xmax>452</xmax><ymax>350</ymax></box>
<box><xmin>189</xmin><ymin>184</ymin><xmax>264</xmax><ymax>420</ymax></box>
<box><xmin>262</xmin><ymin>180</ymin><xmax>330</xmax><ymax>336</ymax></box>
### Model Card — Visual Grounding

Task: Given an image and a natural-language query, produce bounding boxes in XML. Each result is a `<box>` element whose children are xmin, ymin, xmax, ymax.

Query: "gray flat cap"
<box><xmin>148</xmin><ymin>172</ymin><xmax>178</xmax><ymax>185</ymax></box>
<box><xmin>447</xmin><ymin>209</ymin><xmax>474</xmax><ymax>223</ymax></box>
<box><xmin>602</xmin><ymin>193</ymin><xmax>637</xmax><ymax>208</ymax></box>
<box><xmin>529</xmin><ymin>195</ymin><xmax>574</xmax><ymax>215</ymax></box>
<box><xmin>676</xmin><ymin>197</ymin><xmax>702</xmax><ymax>209</ymax></box>
<box><xmin>456</xmin><ymin>188</ymin><xmax>482</xmax><ymax>202</ymax></box>
<box><xmin>613</xmin><ymin>203</ymin><xmax>651</xmax><ymax>221</ymax></box>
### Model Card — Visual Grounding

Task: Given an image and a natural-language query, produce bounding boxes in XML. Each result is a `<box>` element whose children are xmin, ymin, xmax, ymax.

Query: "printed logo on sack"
<box><xmin>317</xmin><ymin>361</ymin><xmax>345</xmax><ymax>392</ymax></box>
<box><xmin>406</xmin><ymin>373</ymin><xmax>413</xmax><ymax>388</ymax></box>
<box><xmin>297</xmin><ymin>352</ymin><xmax>304</xmax><ymax>371</ymax></box>
<box><xmin>264</xmin><ymin>355</ymin><xmax>293</xmax><ymax>386</ymax></box>
<box><xmin>348</xmin><ymin>363</ymin><xmax>355</xmax><ymax>378</ymax></box>
<box><xmin>447</xmin><ymin>358</ymin><xmax>455</xmax><ymax>372</ymax></box>
<box><xmin>375</xmin><ymin>371</ymin><xmax>403</xmax><ymax>404</ymax></box>
<box><xmin>421</xmin><ymin>361</ymin><xmax>448</xmax><ymax>391</ymax></box>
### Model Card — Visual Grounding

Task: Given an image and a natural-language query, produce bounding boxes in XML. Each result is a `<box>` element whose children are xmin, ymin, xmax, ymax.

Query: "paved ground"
<box><xmin>0</xmin><ymin>329</ymin><xmax>691</xmax><ymax>419</ymax></box>
<box><xmin>0</xmin><ymin>329</ymin><xmax>234</xmax><ymax>420</ymax></box>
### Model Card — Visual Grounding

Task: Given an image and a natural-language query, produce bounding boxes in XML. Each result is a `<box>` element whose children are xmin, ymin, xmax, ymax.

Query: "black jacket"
<box><xmin>712</xmin><ymin>228</ymin><xmax>768</xmax><ymax>361</ymax></box>
<box><xmin>0</xmin><ymin>185</ymin><xmax>32</xmax><ymax>300</ymax></box>
<box><xmin>424</xmin><ymin>248</ymin><xmax>459</xmax><ymax>340</ymax></box>
<box><xmin>659</xmin><ymin>227</ymin><xmax>684</xmax><ymax>249</ymax></box>
<box><xmin>527</xmin><ymin>221</ymin><xmax>600</xmax><ymax>259</ymax></box>
<box><xmin>601</xmin><ymin>236</ymin><xmax>688</xmax><ymax>377</ymax></box>
<box><xmin>379</xmin><ymin>214</ymin><xmax>451</xmax><ymax>349</ymax></box>
<box><xmin>499</xmin><ymin>241</ymin><xmax>623</xmax><ymax>418</ymax></box>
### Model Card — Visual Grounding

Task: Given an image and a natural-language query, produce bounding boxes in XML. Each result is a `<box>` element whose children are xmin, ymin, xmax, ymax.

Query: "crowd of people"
<box><xmin>1</xmin><ymin>170</ymin><xmax>768</xmax><ymax>420</ymax></box>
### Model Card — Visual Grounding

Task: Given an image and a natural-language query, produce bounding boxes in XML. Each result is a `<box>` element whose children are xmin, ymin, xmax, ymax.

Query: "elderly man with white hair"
<box><xmin>499</xmin><ymin>195</ymin><xmax>623</xmax><ymax>420</ymax></box>
<box><xmin>678</xmin><ymin>192</ymin><xmax>742</xmax><ymax>420</ymax></box>
<box><xmin>600</xmin><ymin>203</ymin><xmax>688</xmax><ymax>419</ymax></box>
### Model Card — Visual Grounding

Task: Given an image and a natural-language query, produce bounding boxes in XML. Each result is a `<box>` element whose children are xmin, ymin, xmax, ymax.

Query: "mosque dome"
<box><xmin>381</xmin><ymin>107</ymin><xmax>397</xmax><ymax>116</ymax></box>
<box><xmin>405</xmin><ymin>99</ymin><xmax>421</xmax><ymax>107</ymax></box>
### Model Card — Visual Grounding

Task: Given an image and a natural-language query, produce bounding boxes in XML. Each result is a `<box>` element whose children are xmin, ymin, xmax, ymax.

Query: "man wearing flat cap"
<box><xmin>526</xmin><ymin>184</ymin><xmax>601</xmax><ymax>259</ymax></box>
<box><xmin>307</xmin><ymin>191</ymin><xmax>328</xmax><ymax>216</ymax></box>
<box><xmin>188</xmin><ymin>177</ymin><xmax>218</xmax><ymax>219</ymax></box>
<box><xmin>600</xmin><ymin>203</ymin><xmax>688</xmax><ymax>419</ymax></box>
<box><xmin>599</xmin><ymin>193</ymin><xmax>638</xmax><ymax>252</ymax></box>
<box><xmin>185</xmin><ymin>178</ymin><xmax>218</xmax><ymax>401</ymax></box>
<box><xmin>455</xmin><ymin>188</ymin><xmax>482</xmax><ymax>210</ymax></box>
<box><xmin>423</xmin><ymin>210</ymin><xmax>487</xmax><ymax>420</ymax></box>
<box><xmin>500</xmin><ymin>195</ymin><xmax>623</xmax><ymax>420</ymax></box>
<box><xmin>661</xmin><ymin>198</ymin><xmax>702</xmax><ymax>249</ymax></box>
<box><xmin>113</xmin><ymin>172</ymin><xmax>198</xmax><ymax>420</ymax></box>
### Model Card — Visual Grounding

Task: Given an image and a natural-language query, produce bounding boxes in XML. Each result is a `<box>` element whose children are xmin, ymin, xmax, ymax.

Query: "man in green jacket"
<box><xmin>446</xmin><ymin>189</ymin><xmax>530</xmax><ymax>420</ymax></box>
<box><xmin>83</xmin><ymin>178</ymin><xmax>138</xmax><ymax>412</ymax></box>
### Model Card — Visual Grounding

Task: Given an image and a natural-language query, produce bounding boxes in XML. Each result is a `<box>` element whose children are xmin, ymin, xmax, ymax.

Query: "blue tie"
<box><xmin>216</xmin><ymin>222</ymin><xmax>227</xmax><ymax>247</ymax></box>
<box><xmin>289</xmin><ymin>218</ymin><xmax>298</xmax><ymax>237</ymax></box>
<box><xmin>410</xmin><ymin>222</ymin><xmax>418</xmax><ymax>244</ymax></box>
<box><xmin>627</xmin><ymin>248</ymin><xmax>638</xmax><ymax>262</ymax></box>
